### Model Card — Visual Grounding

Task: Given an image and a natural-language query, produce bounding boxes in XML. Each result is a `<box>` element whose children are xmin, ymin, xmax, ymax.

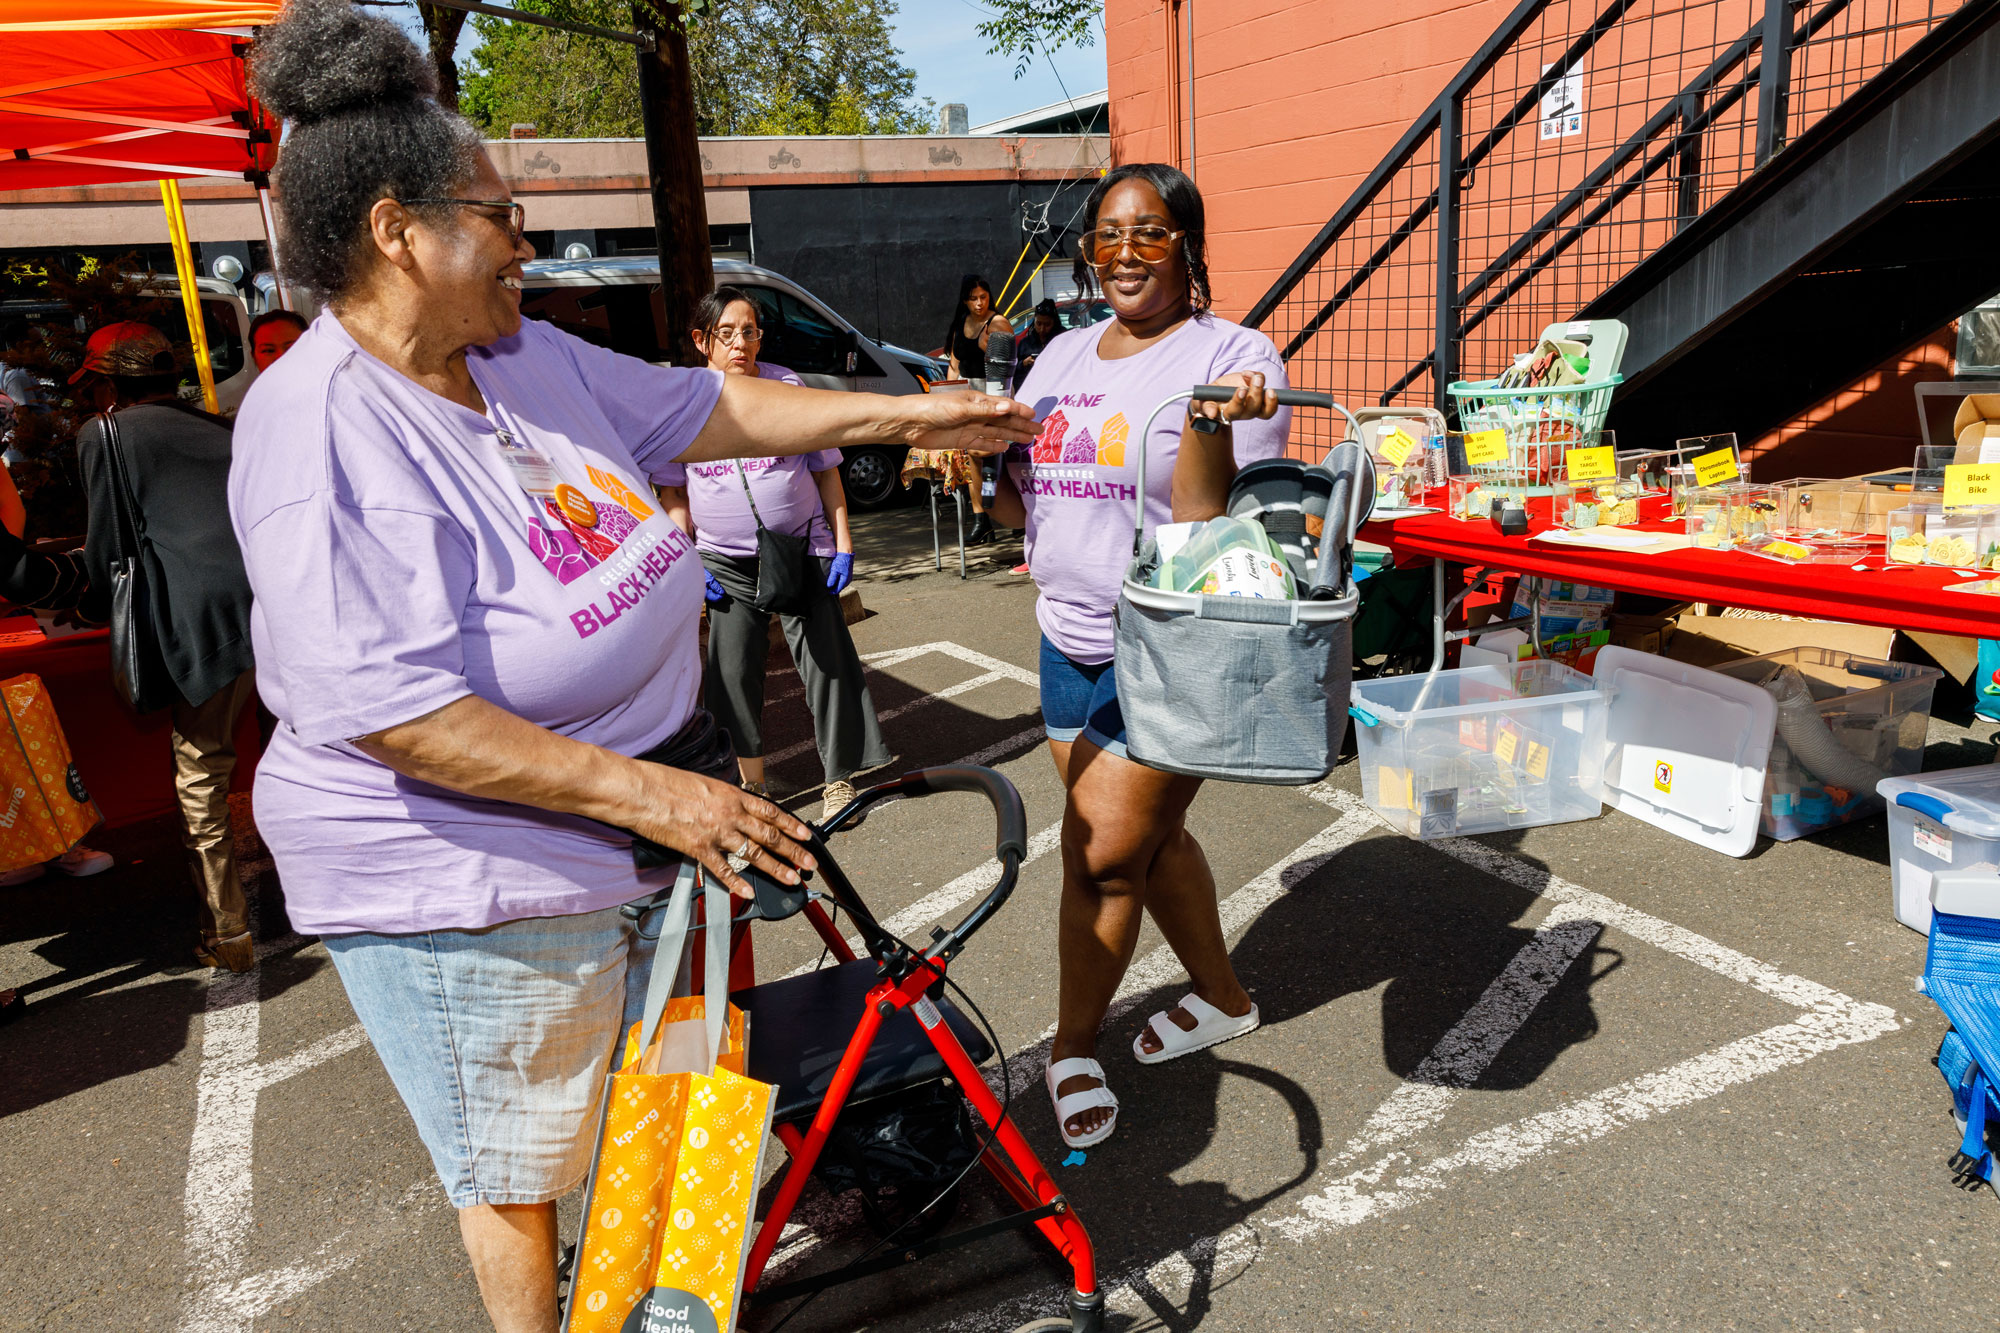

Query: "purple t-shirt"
<box><xmin>229</xmin><ymin>312</ymin><xmax>724</xmax><ymax>935</ymax></box>
<box><xmin>1007</xmin><ymin>315</ymin><xmax>1291</xmax><ymax>663</ymax></box>
<box><xmin>655</xmin><ymin>363</ymin><xmax>840</xmax><ymax>558</ymax></box>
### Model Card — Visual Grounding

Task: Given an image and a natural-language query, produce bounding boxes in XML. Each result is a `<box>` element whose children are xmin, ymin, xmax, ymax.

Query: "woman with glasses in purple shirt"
<box><xmin>229</xmin><ymin>6</ymin><xmax>1032</xmax><ymax>1328</ymax></box>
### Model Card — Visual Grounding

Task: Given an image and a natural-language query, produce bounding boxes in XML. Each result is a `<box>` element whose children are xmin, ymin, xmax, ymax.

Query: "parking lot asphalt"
<box><xmin>3</xmin><ymin>504</ymin><xmax>1996</xmax><ymax>1333</ymax></box>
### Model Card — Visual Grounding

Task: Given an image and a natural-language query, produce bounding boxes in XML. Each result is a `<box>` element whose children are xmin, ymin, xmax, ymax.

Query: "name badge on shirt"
<box><xmin>495</xmin><ymin>429</ymin><xmax>563</xmax><ymax>498</ymax></box>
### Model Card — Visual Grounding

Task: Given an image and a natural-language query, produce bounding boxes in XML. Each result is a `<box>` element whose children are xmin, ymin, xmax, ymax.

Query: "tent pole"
<box><xmin>159</xmin><ymin>179</ymin><xmax>219</xmax><ymax>414</ymax></box>
<box><xmin>256</xmin><ymin>185</ymin><xmax>292</xmax><ymax>311</ymax></box>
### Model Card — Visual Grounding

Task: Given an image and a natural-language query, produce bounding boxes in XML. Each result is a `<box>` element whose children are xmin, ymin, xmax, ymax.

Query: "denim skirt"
<box><xmin>321</xmin><ymin>899</ymin><xmax>662</xmax><ymax>1208</ymax></box>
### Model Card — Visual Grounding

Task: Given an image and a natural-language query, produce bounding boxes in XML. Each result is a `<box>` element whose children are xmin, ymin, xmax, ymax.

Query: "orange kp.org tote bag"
<box><xmin>0</xmin><ymin>673</ymin><xmax>99</xmax><ymax>872</ymax></box>
<box><xmin>562</xmin><ymin>862</ymin><xmax>775</xmax><ymax>1333</ymax></box>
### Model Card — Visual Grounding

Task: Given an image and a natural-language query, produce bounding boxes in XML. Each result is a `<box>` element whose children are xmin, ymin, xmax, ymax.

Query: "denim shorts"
<box><xmin>1038</xmin><ymin>635</ymin><xmax>1129</xmax><ymax>759</ymax></box>
<box><xmin>321</xmin><ymin>898</ymin><xmax>663</xmax><ymax>1208</ymax></box>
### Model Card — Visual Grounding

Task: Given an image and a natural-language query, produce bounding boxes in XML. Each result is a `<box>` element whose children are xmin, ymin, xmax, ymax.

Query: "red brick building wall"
<box><xmin>1102</xmin><ymin>0</ymin><xmax>1956</xmax><ymax>477</ymax></box>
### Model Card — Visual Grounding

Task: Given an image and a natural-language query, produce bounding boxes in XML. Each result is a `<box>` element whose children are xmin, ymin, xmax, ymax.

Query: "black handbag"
<box><xmin>97</xmin><ymin>411</ymin><xmax>176</xmax><ymax>713</ymax></box>
<box><xmin>732</xmin><ymin>458</ymin><xmax>820</xmax><ymax>615</ymax></box>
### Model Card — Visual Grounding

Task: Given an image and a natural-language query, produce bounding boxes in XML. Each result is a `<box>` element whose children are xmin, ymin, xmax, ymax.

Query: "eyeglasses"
<box><xmin>707</xmin><ymin>327</ymin><xmax>763</xmax><ymax>346</ymax></box>
<box><xmin>1080</xmin><ymin>225</ymin><xmax>1186</xmax><ymax>268</ymax></box>
<box><xmin>403</xmin><ymin>198</ymin><xmax>526</xmax><ymax>245</ymax></box>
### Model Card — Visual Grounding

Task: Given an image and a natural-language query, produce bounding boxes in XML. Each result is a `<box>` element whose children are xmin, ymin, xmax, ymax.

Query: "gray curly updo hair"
<box><xmin>248</xmin><ymin>0</ymin><xmax>483</xmax><ymax>300</ymax></box>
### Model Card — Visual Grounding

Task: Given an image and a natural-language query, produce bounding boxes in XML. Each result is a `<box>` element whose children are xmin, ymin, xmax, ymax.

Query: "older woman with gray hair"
<box><xmin>231</xmin><ymin>4</ymin><xmax>1033</xmax><ymax>1329</ymax></box>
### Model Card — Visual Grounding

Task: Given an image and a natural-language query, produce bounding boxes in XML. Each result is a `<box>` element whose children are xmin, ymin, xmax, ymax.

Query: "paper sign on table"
<box><xmin>1760</xmin><ymin>538</ymin><xmax>1814</xmax><ymax>561</ymax></box>
<box><xmin>1463</xmin><ymin>430</ymin><xmax>1509</xmax><ymax>466</ymax></box>
<box><xmin>1943</xmin><ymin>464</ymin><xmax>2000</xmax><ymax>508</ymax></box>
<box><xmin>1564</xmin><ymin>445</ymin><xmax>1615</xmax><ymax>482</ymax></box>
<box><xmin>1691</xmin><ymin>446</ymin><xmax>1740</xmax><ymax>486</ymax></box>
<box><xmin>1379</xmin><ymin>429</ymin><xmax>1416</xmax><ymax>467</ymax></box>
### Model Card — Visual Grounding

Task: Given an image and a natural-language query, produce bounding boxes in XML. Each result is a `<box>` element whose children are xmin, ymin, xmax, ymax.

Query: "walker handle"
<box><xmin>1191</xmin><ymin>386</ymin><xmax>1338</xmax><ymax>409</ymax></box>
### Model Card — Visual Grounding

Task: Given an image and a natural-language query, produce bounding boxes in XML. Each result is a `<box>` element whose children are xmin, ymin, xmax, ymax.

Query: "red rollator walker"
<box><xmin>729</xmin><ymin>764</ymin><xmax>1102</xmax><ymax>1332</ymax></box>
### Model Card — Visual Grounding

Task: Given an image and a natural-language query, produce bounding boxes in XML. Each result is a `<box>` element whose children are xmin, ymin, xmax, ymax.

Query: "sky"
<box><xmin>886</xmin><ymin>0</ymin><xmax>1108</xmax><ymax>129</ymax></box>
<box><xmin>392</xmin><ymin>2</ymin><xmax>1108</xmax><ymax>132</ymax></box>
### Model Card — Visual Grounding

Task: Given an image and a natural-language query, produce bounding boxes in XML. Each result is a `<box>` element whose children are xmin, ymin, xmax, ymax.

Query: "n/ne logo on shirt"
<box><xmin>1030</xmin><ymin>407</ymin><xmax>1128</xmax><ymax>467</ymax></box>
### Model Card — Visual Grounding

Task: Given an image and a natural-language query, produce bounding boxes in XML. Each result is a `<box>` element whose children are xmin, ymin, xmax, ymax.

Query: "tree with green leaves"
<box><xmin>976</xmin><ymin>0</ymin><xmax>1101</xmax><ymax>80</ymax></box>
<box><xmin>457</xmin><ymin>0</ymin><xmax>934</xmax><ymax>139</ymax></box>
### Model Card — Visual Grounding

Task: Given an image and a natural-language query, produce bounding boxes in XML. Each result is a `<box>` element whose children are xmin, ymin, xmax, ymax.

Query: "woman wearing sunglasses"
<box><xmin>656</xmin><ymin>286</ymin><xmax>891</xmax><ymax>822</ymax></box>
<box><xmin>988</xmin><ymin>162</ymin><xmax>1290</xmax><ymax>1150</ymax></box>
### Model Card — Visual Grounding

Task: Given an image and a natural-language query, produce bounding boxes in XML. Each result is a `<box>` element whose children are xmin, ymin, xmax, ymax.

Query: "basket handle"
<box><xmin>1132</xmin><ymin>386</ymin><xmax>1365</xmax><ymax>555</ymax></box>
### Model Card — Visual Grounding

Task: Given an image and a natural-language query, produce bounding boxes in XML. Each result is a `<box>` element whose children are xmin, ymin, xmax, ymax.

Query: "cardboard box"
<box><xmin>1664</xmin><ymin>614</ymin><xmax>1895</xmax><ymax>669</ymax></box>
<box><xmin>1608</xmin><ymin>612</ymin><xmax>1676</xmax><ymax>655</ymax></box>
<box><xmin>1952</xmin><ymin>395</ymin><xmax>2000</xmax><ymax>464</ymax></box>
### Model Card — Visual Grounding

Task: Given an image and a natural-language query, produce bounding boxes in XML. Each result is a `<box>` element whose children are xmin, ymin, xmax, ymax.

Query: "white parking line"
<box><xmin>945</xmin><ymin>791</ymin><xmax>1901</xmax><ymax>1331</ymax></box>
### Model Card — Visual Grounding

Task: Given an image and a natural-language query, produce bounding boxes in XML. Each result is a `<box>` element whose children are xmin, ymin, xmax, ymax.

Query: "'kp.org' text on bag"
<box><xmin>562</xmin><ymin>862</ymin><xmax>775</xmax><ymax>1333</ymax></box>
<box><xmin>0</xmin><ymin>673</ymin><xmax>101</xmax><ymax>873</ymax></box>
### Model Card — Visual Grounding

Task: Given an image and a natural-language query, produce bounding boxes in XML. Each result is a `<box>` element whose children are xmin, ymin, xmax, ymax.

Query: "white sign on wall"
<box><xmin>1540</xmin><ymin>63</ymin><xmax>1584</xmax><ymax>140</ymax></box>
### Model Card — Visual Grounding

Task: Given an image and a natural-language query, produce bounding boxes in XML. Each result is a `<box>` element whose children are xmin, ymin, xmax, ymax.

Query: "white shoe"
<box><xmin>1132</xmin><ymin>993</ymin><xmax>1261</xmax><ymax>1065</ymax></box>
<box><xmin>1045</xmin><ymin>1057</ymin><xmax>1119</xmax><ymax>1150</ymax></box>
<box><xmin>0</xmin><ymin>862</ymin><xmax>45</xmax><ymax>887</ymax></box>
<box><xmin>52</xmin><ymin>844</ymin><xmax>113</xmax><ymax>877</ymax></box>
<box><xmin>822</xmin><ymin>779</ymin><xmax>860</xmax><ymax>825</ymax></box>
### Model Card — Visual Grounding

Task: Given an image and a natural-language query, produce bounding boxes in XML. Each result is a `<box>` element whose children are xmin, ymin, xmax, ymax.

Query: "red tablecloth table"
<box><xmin>1361</xmin><ymin>502</ymin><xmax>2000</xmax><ymax>646</ymax></box>
<box><xmin>0</xmin><ymin>622</ymin><xmax>261</xmax><ymax>828</ymax></box>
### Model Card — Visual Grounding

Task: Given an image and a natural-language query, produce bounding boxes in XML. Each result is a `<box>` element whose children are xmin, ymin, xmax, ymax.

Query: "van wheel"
<box><xmin>841</xmin><ymin>447</ymin><xmax>903</xmax><ymax>511</ymax></box>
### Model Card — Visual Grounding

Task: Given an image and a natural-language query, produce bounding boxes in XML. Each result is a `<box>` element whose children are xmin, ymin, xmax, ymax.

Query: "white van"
<box><xmin>515</xmin><ymin>257</ymin><xmax>944</xmax><ymax>509</ymax></box>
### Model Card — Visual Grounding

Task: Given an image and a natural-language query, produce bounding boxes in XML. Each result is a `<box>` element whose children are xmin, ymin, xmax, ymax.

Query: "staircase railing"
<box><xmin>1244</xmin><ymin>0</ymin><xmax>1977</xmax><ymax>454</ymax></box>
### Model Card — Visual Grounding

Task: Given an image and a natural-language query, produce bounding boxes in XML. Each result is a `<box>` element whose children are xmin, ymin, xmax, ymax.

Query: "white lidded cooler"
<box><xmin>1879</xmin><ymin>768</ymin><xmax>2000</xmax><ymax>934</ymax></box>
<box><xmin>1350</xmin><ymin>645</ymin><xmax>1780</xmax><ymax>855</ymax></box>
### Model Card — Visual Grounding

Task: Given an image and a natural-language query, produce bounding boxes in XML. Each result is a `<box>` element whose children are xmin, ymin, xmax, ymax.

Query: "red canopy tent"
<box><xmin>0</xmin><ymin>2</ymin><xmax>281</xmax><ymax>825</ymax></box>
<box><xmin>0</xmin><ymin>3</ymin><xmax>280</xmax><ymax>190</ymax></box>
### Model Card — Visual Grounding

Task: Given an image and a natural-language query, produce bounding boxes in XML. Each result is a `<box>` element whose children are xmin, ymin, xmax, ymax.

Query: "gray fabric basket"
<box><xmin>1111</xmin><ymin>386</ymin><xmax>1369</xmax><ymax>785</ymax></box>
<box><xmin>1116</xmin><ymin>566</ymin><xmax>1358</xmax><ymax>784</ymax></box>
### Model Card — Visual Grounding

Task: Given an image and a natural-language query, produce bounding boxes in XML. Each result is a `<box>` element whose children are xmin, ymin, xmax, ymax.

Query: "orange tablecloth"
<box><xmin>0</xmin><ymin>622</ymin><xmax>261</xmax><ymax>828</ymax></box>
<box><xmin>1362</xmin><ymin>502</ymin><xmax>2000</xmax><ymax>641</ymax></box>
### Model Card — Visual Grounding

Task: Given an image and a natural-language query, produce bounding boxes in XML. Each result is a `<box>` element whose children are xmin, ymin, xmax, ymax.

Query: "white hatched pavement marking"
<box><xmin>938</xmin><ymin>789</ymin><xmax>1901</xmax><ymax>1332</ymax></box>
<box><xmin>172</xmin><ymin>640</ymin><xmax>1038</xmax><ymax>1328</ymax></box>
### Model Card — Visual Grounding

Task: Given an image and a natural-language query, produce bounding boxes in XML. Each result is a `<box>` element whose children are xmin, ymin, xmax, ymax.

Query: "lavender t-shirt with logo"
<box><xmin>229</xmin><ymin>312</ymin><xmax>725</xmax><ymax>935</ymax></box>
<box><xmin>654</xmin><ymin>362</ymin><xmax>840</xmax><ymax>558</ymax></box>
<box><xmin>1007</xmin><ymin>315</ymin><xmax>1291</xmax><ymax>664</ymax></box>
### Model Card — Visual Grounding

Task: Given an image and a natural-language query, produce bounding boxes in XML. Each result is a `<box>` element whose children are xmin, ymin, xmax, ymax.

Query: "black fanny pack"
<box><xmin>731</xmin><ymin>457</ymin><xmax>820</xmax><ymax>615</ymax></box>
<box><xmin>628</xmin><ymin>708</ymin><xmax>738</xmax><ymax>871</ymax></box>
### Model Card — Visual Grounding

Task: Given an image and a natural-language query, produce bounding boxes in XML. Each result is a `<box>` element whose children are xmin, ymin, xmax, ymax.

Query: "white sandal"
<box><xmin>1132</xmin><ymin>993</ymin><xmax>1261</xmax><ymax>1065</ymax></box>
<box><xmin>1045</xmin><ymin>1056</ymin><xmax>1119</xmax><ymax>1149</ymax></box>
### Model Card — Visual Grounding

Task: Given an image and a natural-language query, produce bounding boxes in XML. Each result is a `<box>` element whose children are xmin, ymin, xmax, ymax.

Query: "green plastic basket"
<box><xmin>1447</xmin><ymin>374</ymin><xmax>1623</xmax><ymax>487</ymax></box>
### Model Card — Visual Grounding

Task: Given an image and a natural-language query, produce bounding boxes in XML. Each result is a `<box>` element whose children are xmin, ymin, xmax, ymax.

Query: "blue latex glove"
<box><xmin>826</xmin><ymin>552</ymin><xmax>854</xmax><ymax>594</ymax></box>
<box><xmin>703</xmin><ymin>570</ymin><xmax>726</xmax><ymax>603</ymax></box>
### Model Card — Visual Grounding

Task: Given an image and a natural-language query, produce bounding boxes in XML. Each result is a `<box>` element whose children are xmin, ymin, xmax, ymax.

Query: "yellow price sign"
<box><xmin>1493</xmin><ymin>726</ymin><xmax>1520</xmax><ymax>765</ymax></box>
<box><xmin>1564</xmin><ymin>445</ymin><xmax>1615</xmax><ymax>482</ymax></box>
<box><xmin>1943</xmin><ymin>464</ymin><xmax>2000</xmax><ymax>509</ymax></box>
<box><xmin>1761</xmin><ymin>538</ymin><xmax>1814</xmax><ymax>561</ymax></box>
<box><xmin>1525</xmin><ymin>741</ymin><xmax>1551</xmax><ymax>781</ymax></box>
<box><xmin>1379</xmin><ymin>428</ymin><xmax>1416</xmax><ymax>467</ymax></box>
<box><xmin>1463</xmin><ymin>429</ymin><xmax>1509</xmax><ymax>466</ymax></box>
<box><xmin>1691</xmin><ymin>446</ymin><xmax>1741</xmax><ymax>486</ymax></box>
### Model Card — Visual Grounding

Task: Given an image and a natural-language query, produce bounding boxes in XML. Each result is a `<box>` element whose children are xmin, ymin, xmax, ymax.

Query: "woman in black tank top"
<box><xmin>940</xmin><ymin>274</ymin><xmax>1015</xmax><ymax>544</ymax></box>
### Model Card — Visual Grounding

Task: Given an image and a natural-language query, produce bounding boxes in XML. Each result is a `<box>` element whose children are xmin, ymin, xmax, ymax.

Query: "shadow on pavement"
<box><xmin>0</xmin><ymin>808</ymin><xmax>318</xmax><ymax>1121</ymax></box>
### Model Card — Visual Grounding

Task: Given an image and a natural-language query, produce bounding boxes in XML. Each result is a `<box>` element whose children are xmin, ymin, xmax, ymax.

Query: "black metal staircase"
<box><xmin>1245</xmin><ymin>0</ymin><xmax>2000</xmax><ymax>457</ymax></box>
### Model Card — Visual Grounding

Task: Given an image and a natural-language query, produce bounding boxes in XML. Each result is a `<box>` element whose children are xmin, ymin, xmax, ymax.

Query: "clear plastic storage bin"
<box><xmin>1685</xmin><ymin>482</ymin><xmax>1777</xmax><ymax>550</ymax></box>
<box><xmin>1880</xmin><ymin>768</ymin><xmax>2000</xmax><ymax>934</ymax></box>
<box><xmin>1350</xmin><ymin>660</ymin><xmax>1608</xmax><ymax>839</ymax></box>
<box><xmin>1709</xmin><ymin>647</ymin><xmax>1942</xmax><ymax>841</ymax></box>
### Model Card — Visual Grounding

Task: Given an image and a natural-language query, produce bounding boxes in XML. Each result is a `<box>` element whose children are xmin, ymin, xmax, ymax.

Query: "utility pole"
<box><xmin>633</xmin><ymin>1</ymin><xmax>711</xmax><ymax>365</ymax></box>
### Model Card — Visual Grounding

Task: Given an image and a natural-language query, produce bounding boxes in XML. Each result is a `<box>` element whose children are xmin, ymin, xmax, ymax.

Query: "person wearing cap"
<box><xmin>73</xmin><ymin>321</ymin><xmax>258</xmax><ymax>973</ymax></box>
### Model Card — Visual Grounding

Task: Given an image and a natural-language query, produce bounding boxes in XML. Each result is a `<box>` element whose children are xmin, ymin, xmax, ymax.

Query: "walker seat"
<box><xmin>733</xmin><ymin>959</ymin><xmax>994</xmax><ymax>1124</ymax></box>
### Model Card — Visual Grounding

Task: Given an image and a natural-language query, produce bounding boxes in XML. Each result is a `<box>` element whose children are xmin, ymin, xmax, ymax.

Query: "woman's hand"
<box><xmin>1186</xmin><ymin>371</ymin><xmax>1282</xmax><ymax>430</ymax></box>
<box><xmin>825</xmin><ymin>552</ymin><xmax>854</xmax><ymax>593</ymax></box>
<box><xmin>903</xmin><ymin>389</ymin><xmax>1037</xmax><ymax>455</ymax></box>
<box><xmin>623</xmin><ymin>764</ymin><xmax>816</xmax><ymax>899</ymax></box>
